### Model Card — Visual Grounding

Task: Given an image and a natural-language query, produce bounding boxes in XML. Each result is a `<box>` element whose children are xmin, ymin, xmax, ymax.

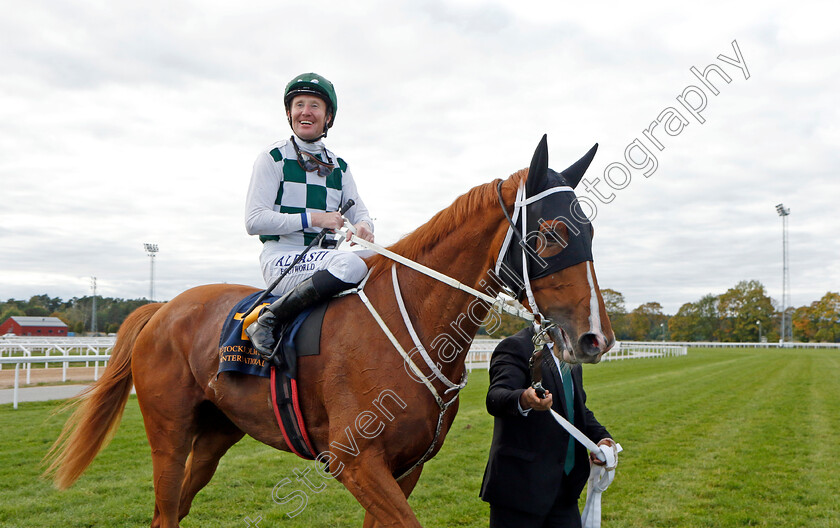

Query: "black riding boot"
<box><xmin>245</xmin><ymin>271</ymin><xmax>355</xmax><ymax>357</ymax></box>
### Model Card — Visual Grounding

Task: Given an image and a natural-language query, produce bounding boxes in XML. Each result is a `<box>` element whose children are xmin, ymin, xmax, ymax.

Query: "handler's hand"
<box><xmin>310</xmin><ymin>211</ymin><xmax>344</xmax><ymax>230</ymax></box>
<box><xmin>348</xmin><ymin>221</ymin><xmax>374</xmax><ymax>246</ymax></box>
<box><xmin>519</xmin><ymin>387</ymin><xmax>553</xmax><ymax>411</ymax></box>
<box><xmin>590</xmin><ymin>438</ymin><xmax>616</xmax><ymax>466</ymax></box>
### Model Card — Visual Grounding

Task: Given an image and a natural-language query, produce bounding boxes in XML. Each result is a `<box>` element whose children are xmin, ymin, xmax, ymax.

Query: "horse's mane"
<box><xmin>366</xmin><ymin>169</ymin><xmax>527</xmax><ymax>279</ymax></box>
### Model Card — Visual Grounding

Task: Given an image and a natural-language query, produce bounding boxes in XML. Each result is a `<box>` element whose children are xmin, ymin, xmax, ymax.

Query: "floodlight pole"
<box><xmin>91</xmin><ymin>276</ymin><xmax>97</xmax><ymax>335</ymax></box>
<box><xmin>143</xmin><ymin>243</ymin><xmax>159</xmax><ymax>302</ymax></box>
<box><xmin>775</xmin><ymin>204</ymin><xmax>790</xmax><ymax>343</ymax></box>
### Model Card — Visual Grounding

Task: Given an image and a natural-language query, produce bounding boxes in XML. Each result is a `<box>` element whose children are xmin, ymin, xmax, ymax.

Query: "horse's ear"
<box><xmin>560</xmin><ymin>143</ymin><xmax>599</xmax><ymax>189</ymax></box>
<box><xmin>525</xmin><ymin>134</ymin><xmax>549</xmax><ymax>196</ymax></box>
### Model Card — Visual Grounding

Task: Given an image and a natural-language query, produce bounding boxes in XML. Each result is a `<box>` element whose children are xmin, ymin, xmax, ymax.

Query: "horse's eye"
<box><xmin>537</xmin><ymin>221</ymin><xmax>569</xmax><ymax>256</ymax></box>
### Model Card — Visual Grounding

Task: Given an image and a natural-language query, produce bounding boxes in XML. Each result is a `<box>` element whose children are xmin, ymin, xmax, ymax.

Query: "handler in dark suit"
<box><xmin>480</xmin><ymin>327</ymin><xmax>615</xmax><ymax>528</ymax></box>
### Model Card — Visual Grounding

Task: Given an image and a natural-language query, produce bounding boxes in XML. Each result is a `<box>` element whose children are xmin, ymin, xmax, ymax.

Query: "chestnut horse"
<box><xmin>45</xmin><ymin>136</ymin><xmax>614</xmax><ymax>527</ymax></box>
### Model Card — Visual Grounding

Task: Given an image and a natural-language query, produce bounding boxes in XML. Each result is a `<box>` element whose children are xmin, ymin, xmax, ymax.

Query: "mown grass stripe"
<box><xmin>596</xmin><ymin>351</ymin><xmax>779</xmax><ymax>526</ymax></box>
<box><xmin>594</xmin><ymin>349</ymin><xmax>840</xmax><ymax>528</ymax></box>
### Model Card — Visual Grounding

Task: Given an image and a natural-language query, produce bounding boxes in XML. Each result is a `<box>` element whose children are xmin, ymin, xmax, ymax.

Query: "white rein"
<box><xmin>337</xmin><ymin>206</ymin><xmax>620</xmax><ymax>514</ymax></box>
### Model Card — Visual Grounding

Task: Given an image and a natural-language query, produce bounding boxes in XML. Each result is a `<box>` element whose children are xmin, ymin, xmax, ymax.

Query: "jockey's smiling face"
<box><xmin>287</xmin><ymin>94</ymin><xmax>331</xmax><ymax>141</ymax></box>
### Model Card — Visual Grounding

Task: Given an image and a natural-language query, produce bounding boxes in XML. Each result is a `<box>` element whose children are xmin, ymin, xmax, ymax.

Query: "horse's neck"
<box><xmin>397</xmin><ymin>216</ymin><xmax>506</xmax><ymax>380</ymax></box>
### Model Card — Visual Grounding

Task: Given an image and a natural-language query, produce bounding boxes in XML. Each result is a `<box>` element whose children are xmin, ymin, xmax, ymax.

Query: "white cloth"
<box><xmin>581</xmin><ymin>442</ymin><xmax>619</xmax><ymax>528</ymax></box>
<box><xmin>548</xmin><ymin>408</ymin><xmax>621</xmax><ymax>528</ymax></box>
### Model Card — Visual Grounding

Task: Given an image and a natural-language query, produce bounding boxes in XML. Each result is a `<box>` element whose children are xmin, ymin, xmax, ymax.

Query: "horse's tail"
<box><xmin>43</xmin><ymin>302</ymin><xmax>164</xmax><ymax>489</ymax></box>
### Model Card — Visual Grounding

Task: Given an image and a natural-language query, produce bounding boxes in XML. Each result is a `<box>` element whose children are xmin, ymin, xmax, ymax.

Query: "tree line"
<box><xmin>3</xmin><ymin>280</ymin><xmax>839</xmax><ymax>342</ymax></box>
<box><xmin>482</xmin><ymin>280</ymin><xmax>839</xmax><ymax>343</ymax></box>
<box><xmin>606</xmin><ymin>280</ymin><xmax>839</xmax><ymax>343</ymax></box>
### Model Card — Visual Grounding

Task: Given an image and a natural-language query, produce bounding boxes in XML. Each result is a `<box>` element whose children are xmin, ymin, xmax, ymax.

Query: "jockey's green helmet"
<box><xmin>283</xmin><ymin>73</ymin><xmax>338</xmax><ymax>129</ymax></box>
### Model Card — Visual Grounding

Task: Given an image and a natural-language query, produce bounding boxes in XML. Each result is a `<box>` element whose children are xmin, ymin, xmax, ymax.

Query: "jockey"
<box><xmin>244</xmin><ymin>72</ymin><xmax>375</xmax><ymax>356</ymax></box>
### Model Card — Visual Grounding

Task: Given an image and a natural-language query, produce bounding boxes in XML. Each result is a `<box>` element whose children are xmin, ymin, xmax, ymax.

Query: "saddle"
<box><xmin>217</xmin><ymin>291</ymin><xmax>327</xmax><ymax>459</ymax></box>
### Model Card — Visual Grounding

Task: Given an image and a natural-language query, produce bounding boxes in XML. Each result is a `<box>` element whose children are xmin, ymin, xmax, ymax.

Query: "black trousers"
<box><xmin>489</xmin><ymin>499</ymin><xmax>581</xmax><ymax>528</ymax></box>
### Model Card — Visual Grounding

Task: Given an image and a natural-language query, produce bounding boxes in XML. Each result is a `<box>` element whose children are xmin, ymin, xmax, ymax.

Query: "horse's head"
<box><xmin>495</xmin><ymin>135</ymin><xmax>614</xmax><ymax>364</ymax></box>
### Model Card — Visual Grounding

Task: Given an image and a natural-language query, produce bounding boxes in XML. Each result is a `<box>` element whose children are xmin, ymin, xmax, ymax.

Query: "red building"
<box><xmin>0</xmin><ymin>316</ymin><xmax>69</xmax><ymax>336</ymax></box>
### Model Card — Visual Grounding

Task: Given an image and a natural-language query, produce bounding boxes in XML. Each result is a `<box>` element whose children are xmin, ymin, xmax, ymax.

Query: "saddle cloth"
<box><xmin>217</xmin><ymin>291</ymin><xmax>327</xmax><ymax>459</ymax></box>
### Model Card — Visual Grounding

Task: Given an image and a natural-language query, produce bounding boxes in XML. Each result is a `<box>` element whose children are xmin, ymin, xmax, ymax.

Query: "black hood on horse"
<box><xmin>497</xmin><ymin>135</ymin><xmax>599</xmax><ymax>298</ymax></box>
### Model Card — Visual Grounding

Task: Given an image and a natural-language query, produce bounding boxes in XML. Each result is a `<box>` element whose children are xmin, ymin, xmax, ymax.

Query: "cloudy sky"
<box><xmin>1</xmin><ymin>0</ymin><xmax>837</xmax><ymax>315</ymax></box>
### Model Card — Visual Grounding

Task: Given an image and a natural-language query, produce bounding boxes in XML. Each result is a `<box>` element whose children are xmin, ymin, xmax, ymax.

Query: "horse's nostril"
<box><xmin>578</xmin><ymin>333</ymin><xmax>604</xmax><ymax>355</ymax></box>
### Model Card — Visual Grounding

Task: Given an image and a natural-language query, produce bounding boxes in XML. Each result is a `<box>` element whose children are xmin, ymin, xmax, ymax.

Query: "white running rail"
<box><xmin>601</xmin><ymin>342</ymin><xmax>688</xmax><ymax>361</ymax></box>
<box><xmin>0</xmin><ymin>355</ymin><xmax>111</xmax><ymax>409</ymax></box>
<box><xmin>0</xmin><ymin>336</ymin><xmax>114</xmax><ymax>383</ymax></box>
<box><xmin>463</xmin><ymin>339</ymin><xmax>688</xmax><ymax>369</ymax></box>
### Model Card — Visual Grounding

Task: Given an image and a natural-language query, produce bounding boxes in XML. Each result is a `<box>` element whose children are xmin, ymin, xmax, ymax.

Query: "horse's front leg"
<box><xmin>337</xmin><ymin>453</ymin><xmax>423</xmax><ymax>527</ymax></box>
<box><xmin>362</xmin><ymin>466</ymin><xmax>424</xmax><ymax>528</ymax></box>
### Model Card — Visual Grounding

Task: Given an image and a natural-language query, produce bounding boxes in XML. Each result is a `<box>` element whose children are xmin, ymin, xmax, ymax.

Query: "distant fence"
<box><xmin>0</xmin><ymin>336</ymin><xmax>114</xmax><ymax>385</ymax></box>
<box><xmin>0</xmin><ymin>336</ymin><xmax>114</xmax><ymax>361</ymax></box>
<box><xmin>0</xmin><ymin>355</ymin><xmax>112</xmax><ymax>409</ymax></box>
<box><xmin>603</xmin><ymin>342</ymin><xmax>687</xmax><ymax>360</ymax></box>
<box><xmin>464</xmin><ymin>339</ymin><xmax>502</xmax><ymax>370</ymax></box>
<box><xmin>639</xmin><ymin>340</ymin><xmax>840</xmax><ymax>349</ymax></box>
<box><xmin>464</xmin><ymin>339</ymin><xmax>689</xmax><ymax>368</ymax></box>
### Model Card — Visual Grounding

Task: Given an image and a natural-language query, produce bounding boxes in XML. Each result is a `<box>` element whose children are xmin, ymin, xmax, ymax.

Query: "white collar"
<box><xmin>291</xmin><ymin>134</ymin><xmax>327</xmax><ymax>154</ymax></box>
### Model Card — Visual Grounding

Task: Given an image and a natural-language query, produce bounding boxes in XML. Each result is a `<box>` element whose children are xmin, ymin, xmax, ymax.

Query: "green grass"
<box><xmin>1</xmin><ymin>348</ymin><xmax>838</xmax><ymax>527</ymax></box>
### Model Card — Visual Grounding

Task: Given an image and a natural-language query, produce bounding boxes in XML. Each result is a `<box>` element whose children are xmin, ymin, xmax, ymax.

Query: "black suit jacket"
<box><xmin>479</xmin><ymin>327</ymin><xmax>610</xmax><ymax>516</ymax></box>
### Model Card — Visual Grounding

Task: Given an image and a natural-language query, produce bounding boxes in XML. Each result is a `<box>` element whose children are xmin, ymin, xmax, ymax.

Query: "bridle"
<box><xmin>494</xmin><ymin>177</ymin><xmax>595</xmax><ymax>374</ymax></box>
<box><xmin>494</xmin><ymin>178</ymin><xmax>573</xmax><ymax>346</ymax></box>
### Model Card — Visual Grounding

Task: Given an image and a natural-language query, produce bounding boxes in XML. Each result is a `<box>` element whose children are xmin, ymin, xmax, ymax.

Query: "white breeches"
<box><xmin>259</xmin><ymin>242</ymin><xmax>368</xmax><ymax>296</ymax></box>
